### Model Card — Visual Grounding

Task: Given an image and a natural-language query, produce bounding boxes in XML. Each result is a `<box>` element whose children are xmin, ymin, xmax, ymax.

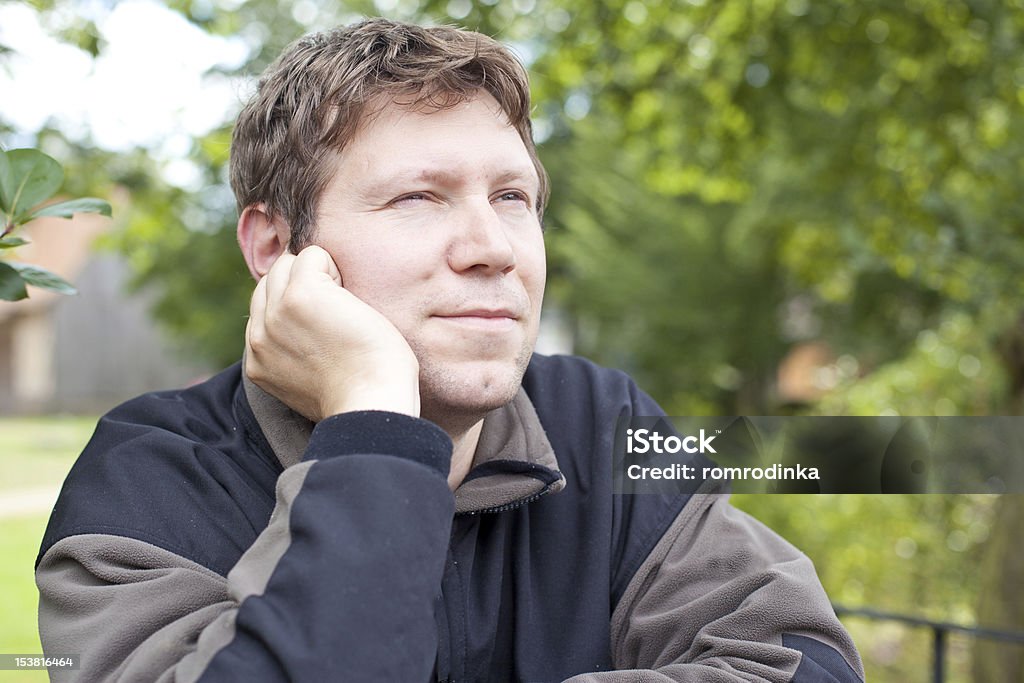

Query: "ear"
<box><xmin>237</xmin><ymin>204</ymin><xmax>292</xmax><ymax>279</ymax></box>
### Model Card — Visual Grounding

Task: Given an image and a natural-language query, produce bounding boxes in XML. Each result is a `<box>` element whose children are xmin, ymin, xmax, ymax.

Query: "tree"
<box><xmin>973</xmin><ymin>495</ymin><xmax>1024</xmax><ymax>682</ymax></box>
<box><xmin>532</xmin><ymin>0</ymin><xmax>1023</xmax><ymax>417</ymax></box>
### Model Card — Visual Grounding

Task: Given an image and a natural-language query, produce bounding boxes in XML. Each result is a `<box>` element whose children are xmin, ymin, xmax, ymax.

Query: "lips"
<box><xmin>432</xmin><ymin>308</ymin><xmax>521</xmax><ymax>330</ymax></box>
<box><xmin>440</xmin><ymin>308</ymin><xmax>519</xmax><ymax>319</ymax></box>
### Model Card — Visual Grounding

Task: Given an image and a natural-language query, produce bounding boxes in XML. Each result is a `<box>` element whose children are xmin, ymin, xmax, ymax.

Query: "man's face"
<box><xmin>314</xmin><ymin>93</ymin><xmax>546</xmax><ymax>425</ymax></box>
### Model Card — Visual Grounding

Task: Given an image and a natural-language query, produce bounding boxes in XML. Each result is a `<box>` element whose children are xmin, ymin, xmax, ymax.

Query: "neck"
<box><xmin>421</xmin><ymin>401</ymin><xmax>488</xmax><ymax>491</ymax></box>
<box><xmin>445</xmin><ymin>419</ymin><xmax>483</xmax><ymax>491</ymax></box>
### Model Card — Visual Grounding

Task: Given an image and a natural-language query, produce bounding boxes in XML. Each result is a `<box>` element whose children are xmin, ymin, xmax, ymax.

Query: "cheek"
<box><xmin>516</xmin><ymin>235</ymin><xmax>547</xmax><ymax>301</ymax></box>
<box><xmin>340</xmin><ymin>266</ymin><xmax>413</xmax><ymax>312</ymax></box>
<box><xmin>321</xmin><ymin>231</ymin><xmax>420</xmax><ymax>291</ymax></box>
<box><xmin>322</xmin><ymin>243</ymin><xmax>432</xmax><ymax>322</ymax></box>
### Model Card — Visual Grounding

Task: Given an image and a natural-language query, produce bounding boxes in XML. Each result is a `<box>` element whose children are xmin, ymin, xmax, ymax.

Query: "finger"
<box><xmin>291</xmin><ymin>244</ymin><xmax>344</xmax><ymax>288</ymax></box>
<box><xmin>264</xmin><ymin>251</ymin><xmax>297</xmax><ymax>306</ymax></box>
<box><xmin>246</xmin><ymin>274</ymin><xmax>270</xmax><ymax>352</ymax></box>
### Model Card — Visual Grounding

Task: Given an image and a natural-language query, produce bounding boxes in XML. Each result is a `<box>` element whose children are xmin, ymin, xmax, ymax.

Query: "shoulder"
<box><xmin>523</xmin><ymin>353</ymin><xmax>656</xmax><ymax>423</ymax></box>
<box><xmin>37</xmin><ymin>363</ymin><xmax>278</xmax><ymax>576</ymax></box>
<box><xmin>99</xmin><ymin>362</ymin><xmax>244</xmax><ymax>436</ymax></box>
<box><xmin>520</xmin><ymin>352</ymin><xmax>665</xmax><ymax>459</ymax></box>
<box><xmin>522</xmin><ymin>353</ymin><xmax>665</xmax><ymax>464</ymax></box>
<box><xmin>524</xmin><ymin>352</ymin><xmax>636</xmax><ymax>390</ymax></box>
<box><xmin>69</xmin><ymin>362</ymin><xmax>261</xmax><ymax>474</ymax></box>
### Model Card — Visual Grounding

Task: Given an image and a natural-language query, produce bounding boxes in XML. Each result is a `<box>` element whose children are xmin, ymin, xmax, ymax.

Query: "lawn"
<box><xmin>0</xmin><ymin>417</ymin><xmax>96</xmax><ymax>491</ymax></box>
<box><xmin>0</xmin><ymin>416</ymin><xmax>95</xmax><ymax>683</ymax></box>
<box><xmin>0</xmin><ymin>515</ymin><xmax>52</xmax><ymax>683</ymax></box>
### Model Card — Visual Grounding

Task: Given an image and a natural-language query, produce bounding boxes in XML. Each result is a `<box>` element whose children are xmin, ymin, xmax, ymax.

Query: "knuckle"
<box><xmin>279</xmin><ymin>285</ymin><xmax>308</xmax><ymax>310</ymax></box>
<box><xmin>246</xmin><ymin>325</ymin><xmax>268</xmax><ymax>352</ymax></box>
<box><xmin>244</xmin><ymin>359</ymin><xmax>266</xmax><ymax>384</ymax></box>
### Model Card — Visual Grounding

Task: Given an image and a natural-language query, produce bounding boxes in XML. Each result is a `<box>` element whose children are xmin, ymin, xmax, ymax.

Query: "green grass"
<box><xmin>0</xmin><ymin>515</ymin><xmax>50</xmax><ymax>683</ymax></box>
<box><xmin>0</xmin><ymin>417</ymin><xmax>95</xmax><ymax>683</ymax></box>
<box><xmin>0</xmin><ymin>416</ymin><xmax>97</xmax><ymax>490</ymax></box>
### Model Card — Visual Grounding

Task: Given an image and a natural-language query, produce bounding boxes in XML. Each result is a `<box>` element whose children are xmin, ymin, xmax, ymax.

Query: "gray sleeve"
<box><xmin>566</xmin><ymin>494</ymin><xmax>864</xmax><ymax>683</ymax></box>
<box><xmin>36</xmin><ymin>461</ymin><xmax>316</xmax><ymax>683</ymax></box>
<box><xmin>37</xmin><ymin>535</ymin><xmax>230</xmax><ymax>683</ymax></box>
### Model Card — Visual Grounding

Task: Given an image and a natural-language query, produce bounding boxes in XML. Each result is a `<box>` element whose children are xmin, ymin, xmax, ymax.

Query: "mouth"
<box><xmin>433</xmin><ymin>309</ymin><xmax>520</xmax><ymax>330</ymax></box>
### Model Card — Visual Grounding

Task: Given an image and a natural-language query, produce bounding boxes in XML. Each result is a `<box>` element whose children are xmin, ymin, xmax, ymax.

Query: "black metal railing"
<box><xmin>833</xmin><ymin>604</ymin><xmax>1024</xmax><ymax>683</ymax></box>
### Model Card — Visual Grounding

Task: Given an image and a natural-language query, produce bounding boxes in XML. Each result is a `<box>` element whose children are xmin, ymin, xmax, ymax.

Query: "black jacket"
<box><xmin>37</xmin><ymin>353</ymin><xmax>863</xmax><ymax>682</ymax></box>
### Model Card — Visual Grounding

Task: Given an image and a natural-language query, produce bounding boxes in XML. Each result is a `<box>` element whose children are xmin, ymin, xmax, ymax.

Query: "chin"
<box><xmin>418</xmin><ymin>355</ymin><xmax>531</xmax><ymax>428</ymax></box>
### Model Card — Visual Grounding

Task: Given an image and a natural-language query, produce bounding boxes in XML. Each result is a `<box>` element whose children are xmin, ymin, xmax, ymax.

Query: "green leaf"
<box><xmin>0</xmin><ymin>149</ymin><xmax>64</xmax><ymax>219</ymax></box>
<box><xmin>0</xmin><ymin>236</ymin><xmax>28</xmax><ymax>248</ymax></box>
<box><xmin>29</xmin><ymin>197</ymin><xmax>113</xmax><ymax>220</ymax></box>
<box><xmin>0</xmin><ymin>261</ymin><xmax>29</xmax><ymax>301</ymax></box>
<box><xmin>5</xmin><ymin>261</ymin><xmax>77</xmax><ymax>295</ymax></box>
<box><xmin>0</xmin><ymin>150</ymin><xmax>9</xmax><ymax>212</ymax></box>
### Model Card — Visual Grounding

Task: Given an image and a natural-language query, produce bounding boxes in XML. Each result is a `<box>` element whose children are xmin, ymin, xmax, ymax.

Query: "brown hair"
<box><xmin>229</xmin><ymin>18</ymin><xmax>549</xmax><ymax>250</ymax></box>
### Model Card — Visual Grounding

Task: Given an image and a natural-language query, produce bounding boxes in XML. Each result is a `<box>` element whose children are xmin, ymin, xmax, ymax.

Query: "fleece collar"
<box><xmin>241</xmin><ymin>369</ymin><xmax>565</xmax><ymax>515</ymax></box>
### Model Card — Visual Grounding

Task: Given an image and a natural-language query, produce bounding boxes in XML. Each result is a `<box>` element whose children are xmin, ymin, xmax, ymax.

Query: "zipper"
<box><xmin>435</xmin><ymin>562</ymin><xmax>452</xmax><ymax>683</ymax></box>
<box><xmin>437</xmin><ymin>534</ymin><xmax>466</xmax><ymax>683</ymax></box>
<box><xmin>456</xmin><ymin>480</ymin><xmax>558</xmax><ymax>517</ymax></box>
<box><xmin>437</xmin><ymin>476</ymin><xmax>562</xmax><ymax>680</ymax></box>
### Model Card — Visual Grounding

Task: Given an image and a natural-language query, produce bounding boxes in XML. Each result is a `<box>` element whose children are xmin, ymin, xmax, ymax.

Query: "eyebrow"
<box><xmin>368</xmin><ymin>165</ymin><xmax>539</xmax><ymax>193</ymax></box>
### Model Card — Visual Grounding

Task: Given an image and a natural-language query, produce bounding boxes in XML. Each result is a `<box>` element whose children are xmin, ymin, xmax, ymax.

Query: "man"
<box><xmin>37</xmin><ymin>18</ymin><xmax>864</xmax><ymax>682</ymax></box>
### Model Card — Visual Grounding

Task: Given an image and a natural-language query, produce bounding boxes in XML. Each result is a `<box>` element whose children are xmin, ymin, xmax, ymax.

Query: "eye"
<box><xmin>493</xmin><ymin>190</ymin><xmax>529</xmax><ymax>204</ymax></box>
<box><xmin>391</xmin><ymin>192</ymin><xmax>431</xmax><ymax>206</ymax></box>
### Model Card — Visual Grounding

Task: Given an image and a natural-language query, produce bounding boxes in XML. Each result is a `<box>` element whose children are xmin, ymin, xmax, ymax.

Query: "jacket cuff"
<box><xmin>305</xmin><ymin>411</ymin><xmax>453</xmax><ymax>478</ymax></box>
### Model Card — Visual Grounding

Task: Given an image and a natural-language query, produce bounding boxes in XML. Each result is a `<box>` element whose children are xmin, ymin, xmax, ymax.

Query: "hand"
<box><xmin>245</xmin><ymin>245</ymin><xmax>420</xmax><ymax>422</ymax></box>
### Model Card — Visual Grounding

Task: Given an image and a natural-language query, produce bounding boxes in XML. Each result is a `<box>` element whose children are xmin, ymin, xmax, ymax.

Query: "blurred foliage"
<box><xmin>529</xmin><ymin>0</ymin><xmax>1024</xmax><ymax>419</ymax></box>
<box><xmin>972</xmin><ymin>494</ymin><xmax>1024</xmax><ymax>680</ymax></box>
<box><xmin>0</xmin><ymin>147</ymin><xmax>111</xmax><ymax>300</ymax></box>
<box><xmin>4</xmin><ymin>0</ymin><xmax>1024</xmax><ymax>680</ymax></box>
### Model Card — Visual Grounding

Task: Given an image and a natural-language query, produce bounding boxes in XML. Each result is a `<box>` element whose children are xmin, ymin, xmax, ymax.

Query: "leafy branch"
<box><xmin>0</xmin><ymin>148</ymin><xmax>112</xmax><ymax>301</ymax></box>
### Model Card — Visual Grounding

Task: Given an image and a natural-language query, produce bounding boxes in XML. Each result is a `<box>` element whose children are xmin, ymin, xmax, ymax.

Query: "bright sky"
<box><xmin>0</xmin><ymin>0</ymin><xmax>250</xmax><ymax>179</ymax></box>
<box><xmin>0</xmin><ymin>0</ymin><xmax>550</xmax><ymax>188</ymax></box>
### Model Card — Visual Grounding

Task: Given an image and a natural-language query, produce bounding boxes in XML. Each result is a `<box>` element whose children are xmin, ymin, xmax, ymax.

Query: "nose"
<box><xmin>447</xmin><ymin>198</ymin><xmax>516</xmax><ymax>275</ymax></box>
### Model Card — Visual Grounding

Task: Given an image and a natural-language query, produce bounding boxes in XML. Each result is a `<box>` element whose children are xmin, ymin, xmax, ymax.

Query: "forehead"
<box><xmin>337</xmin><ymin>93</ymin><xmax>538</xmax><ymax>186</ymax></box>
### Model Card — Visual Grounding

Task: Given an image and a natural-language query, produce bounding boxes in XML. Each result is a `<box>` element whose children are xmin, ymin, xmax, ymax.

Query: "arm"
<box><xmin>545</xmin><ymin>362</ymin><xmax>863</xmax><ymax>683</ymax></box>
<box><xmin>39</xmin><ymin>246</ymin><xmax>445</xmax><ymax>681</ymax></box>
<box><xmin>37</xmin><ymin>411</ymin><xmax>453</xmax><ymax>682</ymax></box>
<box><xmin>568</xmin><ymin>492</ymin><xmax>864</xmax><ymax>683</ymax></box>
